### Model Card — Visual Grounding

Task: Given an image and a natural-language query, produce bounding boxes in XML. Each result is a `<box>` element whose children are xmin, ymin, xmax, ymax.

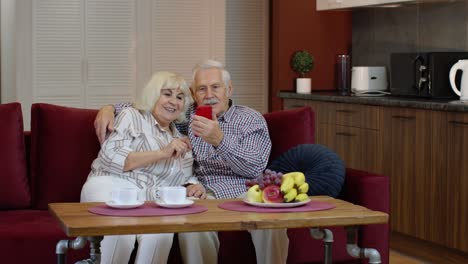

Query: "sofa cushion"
<box><xmin>0</xmin><ymin>210</ymin><xmax>89</xmax><ymax>263</ymax></box>
<box><xmin>30</xmin><ymin>103</ymin><xmax>100</xmax><ymax>209</ymax></box>
<box><xmin>0</xmin><ymin>102</ymin><xmax>30</xmax><ymax>209</ymax></box>
<box><xmin>263</xmin><ymin>107</ymin><xmax>314</xmax><ymax>164</ymax></box>
<box><xmin>267</xmin><ymin>144</ymin><xmax>345</xmax><ymax>197</ymax></box>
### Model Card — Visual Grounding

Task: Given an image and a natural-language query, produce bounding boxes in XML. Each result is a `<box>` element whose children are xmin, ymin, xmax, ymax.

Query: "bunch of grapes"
<box><xmin>245</xmin><ymin>169</ymin><xmax>284</xmax><ymax>190</ymax></box>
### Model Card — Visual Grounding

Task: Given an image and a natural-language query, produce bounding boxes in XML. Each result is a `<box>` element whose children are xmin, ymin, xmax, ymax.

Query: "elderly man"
<box><xmin>95</xmin><ymin>60</ymin><xmax>288</xmax><ymax>264</ymax></box>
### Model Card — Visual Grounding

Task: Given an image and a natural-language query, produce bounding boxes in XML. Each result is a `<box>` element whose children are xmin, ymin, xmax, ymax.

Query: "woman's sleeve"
<box><xmin>114</xmin><ymin>102</ymin><xmax>133</xmax><ymax>115</ymax></box>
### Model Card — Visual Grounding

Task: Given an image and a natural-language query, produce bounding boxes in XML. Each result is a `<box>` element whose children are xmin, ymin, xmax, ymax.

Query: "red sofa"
<box><xmin>0</xmin><ymin>102</ymin><xmax>389</xmax><ymax>264</ymax></box>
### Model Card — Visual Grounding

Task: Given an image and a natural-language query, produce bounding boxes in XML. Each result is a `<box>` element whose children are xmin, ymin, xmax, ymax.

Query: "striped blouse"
<box><xmin>87</xmin><ymin>108</ymin><xmax>197</xmax><ymax>200</ymax></box>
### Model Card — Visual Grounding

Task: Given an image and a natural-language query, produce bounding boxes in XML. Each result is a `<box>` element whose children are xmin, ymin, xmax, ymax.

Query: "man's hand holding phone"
<box><xmin>195</xmin><ymin>105</ymin><xmax>212</xmax><ymax>119</ymax></box>
<box><xmin>193</xmin><ymin>105</ymin><xmax>212</xmax><ymax>137</ymax></box>
<box><xmin>192</xmin><ymin>105</ymin><xmax>223</xmax><ymax>146</ymax></box>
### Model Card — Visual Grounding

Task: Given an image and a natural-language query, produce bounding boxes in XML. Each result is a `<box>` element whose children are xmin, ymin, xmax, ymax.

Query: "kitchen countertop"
<box><xmin>278</xmin><ymin>91</ymin><xmax>468</xmax><ymax>113</ymax></box>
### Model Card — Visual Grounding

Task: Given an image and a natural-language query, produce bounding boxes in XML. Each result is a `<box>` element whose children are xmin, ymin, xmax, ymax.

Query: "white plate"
<box><xmin>155</xmin><ymin>199</ymin><xmax>194</xmax><ymax>209</ymax></box>
<box><xmin>243</xmin><ymin>198</ymin><xmax>311</xmax><ymax>208</ymax></box>
<box><xmin>105</xmin><ymin>200</ymin><xmax>145</xmax><ymax>209</ymax></box>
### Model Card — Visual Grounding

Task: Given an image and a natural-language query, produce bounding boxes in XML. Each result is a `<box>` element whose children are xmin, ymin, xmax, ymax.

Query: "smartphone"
<box><xmin>195</xmin><ymin>105</ymin><xmax>212</xmax><ymax>119</ymax></box>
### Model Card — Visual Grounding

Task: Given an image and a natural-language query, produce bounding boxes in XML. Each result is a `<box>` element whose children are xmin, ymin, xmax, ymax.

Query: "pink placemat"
<box><xmin>89</xmin><ymin>202</ymin><xmax>207</xmax><ymax>217</ymax></box>
<box><xmin>218</xmin><ymin>200</ymin><xmax>335</xmax><ymax>213</ymax></box>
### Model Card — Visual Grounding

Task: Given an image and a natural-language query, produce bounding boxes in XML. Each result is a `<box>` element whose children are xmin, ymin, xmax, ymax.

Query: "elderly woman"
<box><xmin>80</xmin><ymin>71</ymin><xmax>206</xmax><ymax>264</ymax></box>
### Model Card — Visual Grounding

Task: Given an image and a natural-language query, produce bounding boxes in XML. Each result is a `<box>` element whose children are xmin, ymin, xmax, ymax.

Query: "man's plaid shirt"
<box><xmin>115</xmin><ymin>101</ymin><xmax>272</xmax><ymax>199</ymax></box>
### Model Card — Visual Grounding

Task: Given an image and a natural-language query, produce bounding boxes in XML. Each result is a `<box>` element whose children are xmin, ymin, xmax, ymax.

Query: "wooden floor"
<box><xmin>390</xmin><ymin>250</ymin><xmax>428</xmax><ymax>264</ymax></box>
<box><xmin>389</xmin><ymin>232</ymin><xmax>468</xmax><ymax>264</ymax></box>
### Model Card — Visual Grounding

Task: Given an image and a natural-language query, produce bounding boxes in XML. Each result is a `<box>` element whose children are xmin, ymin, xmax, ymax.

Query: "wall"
<box><xmin>352</xmin><ymin>1</ymin><xmax>468</xmax><ymax>71</ymax></box>
<box><xmin>270</xmin><ymin>0</ymin><xmax>352</xmax><ymax>111</ymax></box>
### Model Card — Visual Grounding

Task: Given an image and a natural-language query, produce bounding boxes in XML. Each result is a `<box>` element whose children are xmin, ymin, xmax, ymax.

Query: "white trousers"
<box><xmin>178</xmin><ymin>193</ymin><xmax>289</xmax><ymax>264</ymax></box>
<box><xmin>80</xmin><ymin>176</ymin><xmax>173</xmax><ymax>264</ymax></box>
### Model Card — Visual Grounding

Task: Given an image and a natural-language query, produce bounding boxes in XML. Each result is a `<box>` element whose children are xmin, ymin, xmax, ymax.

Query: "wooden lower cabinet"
<box><xmin>445</xmin><ymin>112</ymin><xmax>468</xmax><ymax>252</ymax></box>
<box><xmin>319</xmin><ymin>124</ymin><xmax>381</xmax><ymax>173</ymax></box>
<box><xmin>428</xmin><ymin>111</ymin><xmax>449</xmax><ymax>247</ymax></box>
<box><xmin>383</xmin><ymin>109</ymin><xmax>468</xmax><ymax>252</ymax></box>
<box><xmin>283</xmin><ymin>98</ymin><xmax>383</xmax><ymax>174</ymax></box>
<box><xmin>282</xmin><ymin>98</ymin><xmax>468</xmax><ymax>253</ymax></box>
<box><xmin>381</xmin><ymin>108</ymin><xmax>433</xmax><ymax>240</ymax></box>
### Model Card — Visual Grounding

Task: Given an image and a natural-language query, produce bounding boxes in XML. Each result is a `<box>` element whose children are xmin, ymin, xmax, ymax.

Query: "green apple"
<box><xmin>247</xmin><ymin>184</ymin><xmax>263</xmax><ymax>203</ymax></box>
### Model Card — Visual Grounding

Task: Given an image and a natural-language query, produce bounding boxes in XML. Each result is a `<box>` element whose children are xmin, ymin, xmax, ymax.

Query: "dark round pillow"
<box><xmin>267</xmin><ymin>144</ymin><xmax>345</xmax><ymax>198</ymax></box>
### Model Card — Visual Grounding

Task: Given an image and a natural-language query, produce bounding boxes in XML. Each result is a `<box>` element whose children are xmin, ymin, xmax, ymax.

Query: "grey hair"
<box><xmin>192</xmin><ymin>59</ymin><xmax>231</xmax><ymax>88</ymax></box>
<box><xmin>134</xmin><ymin>71</ymin><xmax>192</xmax><ymax>122</ymax></box>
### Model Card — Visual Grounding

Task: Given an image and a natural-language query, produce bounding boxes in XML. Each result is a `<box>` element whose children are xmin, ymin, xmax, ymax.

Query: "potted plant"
<box><xmin>291</xmin><ymin>50</ymin><xmax>314</xmax><ymax>94</ymax></box>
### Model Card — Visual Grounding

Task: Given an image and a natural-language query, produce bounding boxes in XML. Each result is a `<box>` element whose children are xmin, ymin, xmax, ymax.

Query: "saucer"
<box><xmin>105</xmin><ymin>200</ymin><xmax>145</xmax><ymax>209</ymax></box>
<box><xmin>155</xmin><ymin>199</ymin><xmax>194</xmax><ymax>209</ymax></box>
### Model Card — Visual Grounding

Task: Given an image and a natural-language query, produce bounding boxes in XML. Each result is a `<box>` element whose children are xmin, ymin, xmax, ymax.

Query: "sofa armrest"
<box><xmin>340</xmin><ymin>168</ymin><xmax>390</xmax><ymax>264</ymax></box>
<box><xmin>340</xmin><ymin>168</ymin><xmax>390</xmax><ymax>214</ymax></box>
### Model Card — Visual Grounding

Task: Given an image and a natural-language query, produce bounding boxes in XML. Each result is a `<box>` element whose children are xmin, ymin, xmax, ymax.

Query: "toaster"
<box><xmin>351</xmin><ymin>66</ymin><xmax>388</xmax><ymax>95</ymax></box>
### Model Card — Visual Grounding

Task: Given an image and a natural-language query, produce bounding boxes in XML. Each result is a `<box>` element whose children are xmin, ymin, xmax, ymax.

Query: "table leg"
<box><xmin>310</xmin><ymin>228</ymin><xmax>333</xmax><ymax>264</ymax></box>
<box><xmin>56</xmin><ymin>236</ymin><xmax>88</xmax><ymax>264</ymax></box>
<box><xmin>55</xmin><ymin>236</ymin><xmax>103</xmax><ymax>264</ymax></box>
<box><xmin>75</xmin><ymin>236</ymin><xmax>103</xmax><ymax>264</ymax></box>
<box><xmin>345</xmin><ymin>226</ymin><xmax>382</xmax><ymax>264</ymax></box>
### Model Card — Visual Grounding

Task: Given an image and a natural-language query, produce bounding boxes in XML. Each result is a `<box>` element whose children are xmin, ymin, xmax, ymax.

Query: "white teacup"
<box><xmin>111</xmin><ymin>187</ymin><xmax>139</xmax><ymax>204</ymax></box>
<box><xmin>160</xmin><ymin>186</ymin><xmax>186</xmax><ymax>204</ymax></box>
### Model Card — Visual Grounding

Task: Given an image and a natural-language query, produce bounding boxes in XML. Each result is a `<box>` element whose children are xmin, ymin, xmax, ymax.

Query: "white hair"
<box><xmin>191</xmin><ymin>59</ymin><xmax>231</xmax><ymax>88</ymax></box>
<box><xmin>134</xmin><ymin>71</ymin><xmax>192</xmax><ymax>122</ymax></box>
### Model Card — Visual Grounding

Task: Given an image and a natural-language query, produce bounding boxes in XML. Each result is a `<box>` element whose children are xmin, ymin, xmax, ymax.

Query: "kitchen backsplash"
<box><xmin>352</xmin><ymin>1</ymin><xmax>468</xmax><ymax>69</ymax></box>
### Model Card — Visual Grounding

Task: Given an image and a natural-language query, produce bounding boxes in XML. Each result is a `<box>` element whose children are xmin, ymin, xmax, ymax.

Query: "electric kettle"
<box><xmin>449</xmin><ymin>59</ymin><xmax>468</xmax><ymax>101</ymax></box>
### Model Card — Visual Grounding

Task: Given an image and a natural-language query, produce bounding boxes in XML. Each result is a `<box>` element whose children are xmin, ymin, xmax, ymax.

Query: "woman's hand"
<box><xmin>186</xmin><ymin>184</ymin><xmax>207</xmax><ymax>199</ymax></box>
<box><xmin>162</xmin><ymin>137</ymin><xmax>191</xmax><ymax>159</ymax></box>
<box><xmin>123</xmin><ymin>136</ymin><xmax>191</xmax><ymax>171</ymax></box>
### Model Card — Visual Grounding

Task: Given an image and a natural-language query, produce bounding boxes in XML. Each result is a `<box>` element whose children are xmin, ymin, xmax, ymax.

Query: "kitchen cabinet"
<box><xmin>318</xmin><ymin>103</ymin><xmax>383</xmax><ymax>173</ymax></box>
<box><xmin>426</xmin><ymin>111</ymin><xmax>449</xmax><ymax>247</ymax></box>
<box><xmin>283</xmin><ymin>99</ymin><xmax>383</xmax><ymax>174</ymax></box>
<box><xmin>386</xmin><ymin>109</ymin><xmax>468</xmax><ymax>252</ymax></box>
<box><xmin>282</xmin><ymin>96</ymin><xmax>468</xmax><ymax>253</ymax></box>
<box><xmin>445</xmin><ymin>112</ymin><xmax>468</xmax><ymax>252</ymax></box>
<box><xmin>381</xmin><ymin>108</ymin><xmax>433</xmax><ymax>240</ymax></box>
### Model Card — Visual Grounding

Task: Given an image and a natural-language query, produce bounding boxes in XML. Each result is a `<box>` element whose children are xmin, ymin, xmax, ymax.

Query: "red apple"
<box><xmin>262</xmin><ymin>185</ymin><xmax>283</xmax><ymax>203</ymax></box>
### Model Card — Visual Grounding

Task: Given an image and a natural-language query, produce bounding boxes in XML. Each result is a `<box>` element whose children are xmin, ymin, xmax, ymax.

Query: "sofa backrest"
<box><xmin>22</xmin><ymin>104</ymin><xmax>314</xmax><ymax>209</ymax></box>
<box><xmin>0</xmin><ymin>102</ymin><xmax>31</xmax><ymax>209</ymax></box>
<box><xmin>263</xmin><ymin>107</ymin><xmax>315</xmax><ymax>164</ymax></box>
<box><xmin>30</xmin><ymin>103</ymin><xmax>100</xmax><ymax>209</ymax></box>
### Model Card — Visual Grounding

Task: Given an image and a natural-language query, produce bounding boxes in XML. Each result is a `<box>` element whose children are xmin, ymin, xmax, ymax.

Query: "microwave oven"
<box><xmin>390</xmin><ymin>52</ymin><xmax>468</xmax><ymax>98</ymax></box>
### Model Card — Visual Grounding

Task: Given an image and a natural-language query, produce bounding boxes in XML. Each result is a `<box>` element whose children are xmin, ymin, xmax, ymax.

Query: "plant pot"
<box><xmin>296</xmin><ymin>78</ymin><xmax>311</xmax><ymax>94</ymax></box>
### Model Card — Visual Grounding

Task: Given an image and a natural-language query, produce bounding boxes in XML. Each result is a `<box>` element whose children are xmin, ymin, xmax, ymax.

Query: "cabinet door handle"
<box><xmin>336</xmin><ymin>132</ymin><xmax>355</xmax><ymax>137</ymax></box>
<box><xmin>336</xmin><ymin>109</ymin><xmax>356</xmax><ymax>114</ymax></box>
<box><xmin>391</xmin><ymin>115</ymin><xmax>415</xmax><ymax>120</ymax></box>
<box><xmin>448</xmin><ymin>120</ymin><xmax>468</xmax><ymax>126</ymax></box>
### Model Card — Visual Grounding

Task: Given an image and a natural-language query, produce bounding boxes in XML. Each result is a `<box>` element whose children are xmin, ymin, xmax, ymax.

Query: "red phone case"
<box><xmin>195</xmin><ymin>105</ymin><xmax>212</xmax><ymax>119</ymax></box>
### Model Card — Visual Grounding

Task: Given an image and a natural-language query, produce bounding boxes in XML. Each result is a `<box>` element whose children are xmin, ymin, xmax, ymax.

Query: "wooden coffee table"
<box><xmin>49</xmin><ymin>196</ymin><xmax>388</xmax><ymax>264</ymax></box>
